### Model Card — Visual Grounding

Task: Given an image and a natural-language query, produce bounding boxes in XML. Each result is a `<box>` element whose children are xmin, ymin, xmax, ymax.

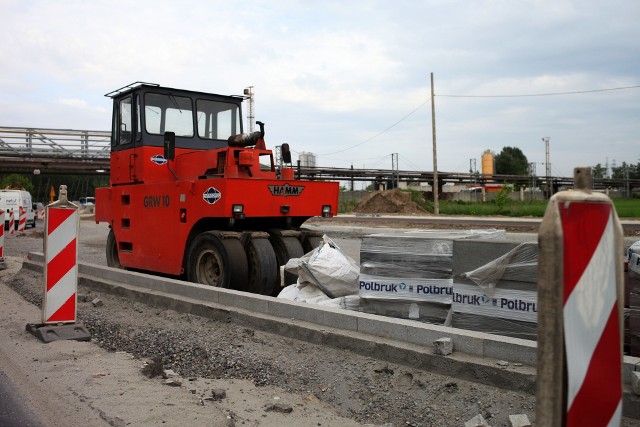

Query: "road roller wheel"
<box><xmin>268</xmin><ymin>230</ymin><xmax>304</xmax><ymax>292</ymax></box>
<box><xmin>301</xmin><ymin>234</ymin><xmax>324</xmax><ymax>254</ymax></box>
<box><xmin>245</xmin><ymin>235</ymin><xmax>278</xmax><ymax>295</ymax></box>
<box><xmin>186</xmin><ymin>231</ymin><xmax>248</xmax><ymax>288</ymax></box>
<box><xmin>106</xmin><ymin>228</ymin><xmax>124</xmax><ymax>269</ymax></box>
<box><xmin>219</xmin><ymin>237</ymin><xmax>250</xmax><ymax>291</ymax></box>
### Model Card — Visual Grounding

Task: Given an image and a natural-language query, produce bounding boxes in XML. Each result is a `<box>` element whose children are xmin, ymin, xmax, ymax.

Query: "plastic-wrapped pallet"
<box><xmin>358</xmin><ymin>229</ymin><xmax>506</xmax><ymax>323</ymax></box>
<box><xmin>629</xmin><ymin>240</ymin><xmax>640</xmax><ymax>279</ymax></box>
<box><xmin>452</xmin><ymin>240</ymin><xmax>538</xmax><ymax>340</ymax></box>
<box><xmin>626</xmin><ymin>240</ymin><xmax>640</xmax><ymax>355</ymax></box>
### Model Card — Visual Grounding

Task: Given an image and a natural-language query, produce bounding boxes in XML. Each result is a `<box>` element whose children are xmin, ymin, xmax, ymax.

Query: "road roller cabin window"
<box><xmin>144</xmin><ymin>93</ymin><xmax>194</xmax><ymax>137</ymax></box>
<box><xmin>117</xmin><ymin>96</ymin><xmax>133</xmax><ymax>145</ymax></box>
<box><xmin>196</xmin><ymin>99</ymin><xmax>241</xmax><ymax>140</ymax></box>
<box><xmin>135</xmin><ymin>94</ymin><xmax>142</xmax><ymax>142</ymax></box>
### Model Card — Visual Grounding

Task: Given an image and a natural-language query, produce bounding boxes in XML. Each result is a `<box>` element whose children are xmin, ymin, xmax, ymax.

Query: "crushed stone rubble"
<box><xmin>5</xmin><ymin>267</ymin><xmax>541</xmax><ymax>427</ymax></box>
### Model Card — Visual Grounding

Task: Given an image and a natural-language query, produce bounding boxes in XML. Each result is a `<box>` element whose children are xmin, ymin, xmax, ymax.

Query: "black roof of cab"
<box><xmin>104</xmin><ymin>81</ymin><xmax>245</xmax><ymax>102</ymax></box>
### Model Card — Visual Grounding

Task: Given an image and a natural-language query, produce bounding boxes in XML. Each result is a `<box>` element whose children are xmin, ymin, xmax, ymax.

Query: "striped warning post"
<box><xmin>42</xmin><ymin>205</ymin><xmax>79</xmax><ymax>324</ymax></box>
<box><xmin>560</xmin><ymin>201</ymin><xmax>622</xmax><ymax>426</ymax></box>
<box><xmin>18</xmin><ymin>207</ymin><xmax>26</xmax><ymax>233</ymax></box>
<box><xmin>26</xmin><ymin>185</ymin><xmax>90</xmax><ymax>343</ymax></box>
<box><xmin>0</xmin><ymin>209</ymin><xmax>4</xmax><ymax>258</ymax></box>
<box><xmin>39</xmin><ymin>208</ymin><xmax>45</xmax><ymax>220</ymax></box>
<box><xmin>537</xmin><ymin>167</ymin><xmax>623</xmax><ymax>427</ymax></box>
<box><xmin>8</xmin><ymin>210</ymin><xmax>15</xmax><ymax>235</ymax></box>
<box><xmin>0</xmin><ymin>209</ymin><xmax>4</xmax><ymax>270</ymax></box>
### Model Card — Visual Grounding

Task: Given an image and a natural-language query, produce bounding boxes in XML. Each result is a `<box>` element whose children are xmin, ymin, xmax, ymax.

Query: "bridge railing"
<box><xmin>0</xmin><ymin>127</ymin><xmax>111</xmax><ymax>159</ymax></box>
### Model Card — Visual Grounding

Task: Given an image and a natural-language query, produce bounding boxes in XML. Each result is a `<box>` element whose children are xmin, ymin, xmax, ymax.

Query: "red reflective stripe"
<box><xmin>566</xmin><ymin>304</ymin><xmax>622</xmax><ymax>426</ymax></box>
<box><xmin>47</xmin><ymin>293</ymin><xmax>76</xmax><ymax>323</ymax></box>
<box><xmin>46</xmin><ymin>239</ymin><xmax>76</xmax><ymax>292</ymax></box>
<box><xmin>560</xmin><ymin>202</ymin><xmax>611</xmax><ymax>304</ymax></box>
<box><xmin>47</xmin><ymin>207</ymin><xmax>75</xmax><ymax>234</ymax></box>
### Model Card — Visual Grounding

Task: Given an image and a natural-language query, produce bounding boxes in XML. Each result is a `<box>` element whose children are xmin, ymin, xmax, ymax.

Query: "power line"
<box><xmin>316</xmin><ymin>100</ymin><xmax>429</xmax><ymax>156</ymax></box>
<box><xmin>438</xmin><ymin>85</ymin><xmax>640</xmax><ymax>98</ymax></box>
<box><xmin>367</xmin><ymin>155</ymin><xmax>393</xmax><ymax>168</ymax></box>
<box><xmin>398</xmin><ymin>154</ymin><xmax>423</xmax><ymax>171</ymax></box>
<box><xmin>319</xmin><ymin>153</ymin><xmax>395</xmax><ymax>162</ymax></box>
<box><xmin>300</xmin><ymin>84</ymin><xmax>639</xmax><ymax>162</ymax></box>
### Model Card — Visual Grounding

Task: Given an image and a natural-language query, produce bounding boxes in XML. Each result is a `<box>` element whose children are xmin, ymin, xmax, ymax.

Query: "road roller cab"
<box><xmin>95</xmin><ymin>82</ymin><xmax>339</xmax><ymax>295</ymax></box>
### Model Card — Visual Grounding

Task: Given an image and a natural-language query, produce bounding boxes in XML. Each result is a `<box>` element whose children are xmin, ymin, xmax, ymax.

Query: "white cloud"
<box><xmin>57</xmin><ymin>98</ymin><xmax>88</xmax><ymax>108</ymax></box>
<box><xmin>0</xmin><ymin>0</ymin><xmax>637</xmax><ymax>175</ymax></box>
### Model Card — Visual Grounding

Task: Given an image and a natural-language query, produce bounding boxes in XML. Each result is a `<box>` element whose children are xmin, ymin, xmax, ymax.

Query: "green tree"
<box><xmin>493</xmin><ymin>183</ymin><xmax>514</xmax><ymax>214</ymax></box>
<box><xmin>611</xmin><ymin>162</ymin><xmax>639</xmax><ymax>179</ymax></box>
<box><xmin>495</xmin><ymin>147</ymin><xmax>529</xmax><ymax>175</ymax></box>
<box><xmin>0</xmin><ymin>174</ymin><xmax>33</xmax><ymax>192</ymax></box>
<box><xmin>592</xmin><ymin>163</ymin><xmax>607</xmax><ymax>179</ymax></box>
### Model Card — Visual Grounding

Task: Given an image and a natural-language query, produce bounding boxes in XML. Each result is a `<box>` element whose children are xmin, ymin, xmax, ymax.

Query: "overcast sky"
<box><xmin>1</xmin><ymin>0</ymin><xmax>638</xmax><ymax>178</ymax></box>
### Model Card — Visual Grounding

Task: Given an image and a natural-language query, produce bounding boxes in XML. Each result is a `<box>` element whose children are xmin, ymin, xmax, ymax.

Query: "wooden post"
<box><xmin>537</xmin><ymin>166</ymin><xmax>624</xmax><ymax>426</ymax></box>
<box><xmin>430</xmin><ymin>72</ymin><xmax>439</xmax><ymax>215</ymax></box>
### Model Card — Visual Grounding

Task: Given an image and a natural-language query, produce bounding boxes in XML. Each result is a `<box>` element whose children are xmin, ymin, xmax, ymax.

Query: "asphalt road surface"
<box><xmin>0</xmin><ymin>371</ymin><xmax>45</xmax><ymax>427</ymax></box>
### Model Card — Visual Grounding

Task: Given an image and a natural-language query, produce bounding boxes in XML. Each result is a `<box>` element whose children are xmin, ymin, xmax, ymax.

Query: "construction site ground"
<box><xmin>1</xmin><ymin>217</ymin><xmax>639</xmax><ymax>427</ymax></box>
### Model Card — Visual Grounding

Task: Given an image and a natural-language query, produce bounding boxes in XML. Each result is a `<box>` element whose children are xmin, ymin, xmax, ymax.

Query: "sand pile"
<box><xmin>353</xmin><ymin>189</ymin><xmax>427</xmax><ymax>214</ymax></box>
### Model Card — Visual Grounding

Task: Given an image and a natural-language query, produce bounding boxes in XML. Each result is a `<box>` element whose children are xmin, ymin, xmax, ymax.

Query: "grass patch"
<box><xmin>611</xmin><ymin>198</ymin><xmax>640</xmax><ymax>218</ymax></box>
<box><xmin>348</xmin><ymin>189</ymin><xmax>640</xmax><ymax>218</ymax></box>
<box><xmin>338</xmin><ymin>199</ymin><xmax>359</xmax><ymax>214</ymax></box>
<box><xmin>435</xmin><ymin>200</ymin><xmax>548</xmax><ymax>217</ymax></box>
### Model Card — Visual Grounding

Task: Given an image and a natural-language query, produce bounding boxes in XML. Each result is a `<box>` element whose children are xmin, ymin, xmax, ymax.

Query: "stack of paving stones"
<box><xmin>451</xmin><ymin>240</ymin><xmax>538</xmax><ymax>341</ymax></box>
<box><xmin>626</xmin><ymin>242</ymin><xmax>640</xmax><ymax>356</ymax></box>
<box><xmin>358</xmin><ymin>230</ymin><xmax>505</xmax><ymax>324</ymax></box>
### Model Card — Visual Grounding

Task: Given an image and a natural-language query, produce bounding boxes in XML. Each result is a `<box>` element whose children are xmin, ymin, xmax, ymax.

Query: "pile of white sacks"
<box><xmin>277</xmin><ymin>235</ymin><xmax>360</xmax><ymax>310</ymax></box>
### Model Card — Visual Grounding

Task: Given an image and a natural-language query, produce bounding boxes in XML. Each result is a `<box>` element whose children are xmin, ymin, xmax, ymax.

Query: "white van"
<box><xmin>0</xmin><ymin>189</ymin><xmax>36</xmax><ymax>230</ymax></box>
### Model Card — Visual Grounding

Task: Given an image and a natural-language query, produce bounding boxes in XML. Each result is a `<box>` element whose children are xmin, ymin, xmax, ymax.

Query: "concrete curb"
<box><xmin>26</xmin><ymin>251</ymin><xmax>536</xmax><ymax>365</ymax></box>
<box><xmin>24</xmin><ymin>252</ymin><xmax>536</xmax><ymax>393</ymax></box>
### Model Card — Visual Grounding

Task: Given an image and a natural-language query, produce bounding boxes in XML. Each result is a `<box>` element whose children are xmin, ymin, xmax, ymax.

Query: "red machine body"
<box><xmin>95</xmin><ymin>83</ymin><xmax>338</xmax><ymax>294</ymax></box>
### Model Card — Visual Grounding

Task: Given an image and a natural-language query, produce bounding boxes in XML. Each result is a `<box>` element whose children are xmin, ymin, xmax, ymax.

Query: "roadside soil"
<box><xmin>1</xmin><ymin>220</ymin><xmax>638</xmax><ymax>426</ymax></box>
<box><xmin>353</xmin><ymin>189</ymin><xmax>426</xmax><ymax>215</ymax></box>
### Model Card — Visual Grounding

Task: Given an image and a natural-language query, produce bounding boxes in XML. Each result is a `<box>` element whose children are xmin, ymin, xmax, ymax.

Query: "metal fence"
<box><xmin>0</xmin><ymin>126</ymin><xmax>110</xmax><ymax>159</ymax></box>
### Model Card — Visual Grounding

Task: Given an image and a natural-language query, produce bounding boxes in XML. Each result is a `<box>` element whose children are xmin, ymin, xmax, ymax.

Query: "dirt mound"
<box><xmin>353</xmin><ymin>189</ymin><xmax>427</xmax><ymax>214</ymax></box>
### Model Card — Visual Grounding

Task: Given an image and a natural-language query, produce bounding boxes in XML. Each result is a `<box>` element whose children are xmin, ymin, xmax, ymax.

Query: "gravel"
<box><xmin>7</xmin><ymin>267</ymin><xmax>539</xmax><ymax>427</ymax></box>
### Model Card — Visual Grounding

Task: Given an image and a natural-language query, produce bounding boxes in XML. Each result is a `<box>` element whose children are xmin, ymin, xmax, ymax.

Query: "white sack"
<box><xmin>284</xmin><ymin>235</ymin><xmax>359</xmax><ymax>298</ymax></box>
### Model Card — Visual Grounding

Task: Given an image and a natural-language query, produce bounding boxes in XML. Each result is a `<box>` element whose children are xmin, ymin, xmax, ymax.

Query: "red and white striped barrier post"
<box><xmin>8</xmin><ymin>209</ymin><xmax>15</xmax><ymax>235</ymax></box>
<box><xmin>0</xmin><ymin>209</ymin><xmax>5</xmax><ymax>270</ymax></box>
<box><xmin>17</xmin><ymin>206</ymin><xmax>26</xmax><ymax>233</ymax></box>
<box><xmin>537</xmin><ymin>167</ymin><xmax>623</xmax><ymax>426</ymax></box>
<box><xmin>26</xmin><ymin>185</ymin><xmax>91</xmax><ymax>343</ymax></box>
<box><xmin>43</xmin><ymin>187</ymin><xmax>79</xmax><ymax>323</ymax></box>
<box><xmin>39</xmin><ymin>208</ymin><xmax>45</xmax><ymax>220</ymax></box>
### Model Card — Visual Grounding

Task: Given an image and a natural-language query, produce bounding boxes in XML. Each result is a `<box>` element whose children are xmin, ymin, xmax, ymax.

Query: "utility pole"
<box><xmin>529</xmin><ymin>162</ymin><xmax>536</xmax><ymax>201</ymax></box>
<box><xmin>625</xmin><ymin>163</ymin><xmax>631</xmax><ymax>198</ymax></box>
<box><xmin>391</xmin><ymin>153</ymin><xmax>399</xmax><ymax>189</ymax></box>
<box><xmin>542</xmin><ymin>137</ymin><xmax>551</xmax><ymax>198</ymax></box>
<box><xmin>431</xmin><ymin>72</ymin><xmax>439</xmax><ymax>215</ymax></box>
<box><xmin>244</xmin><ymin>86</ymin><xmax>255</xmax><ymax>132</ymax></box>
<box><xmin>470</xmin><ymin>158</ymin><xmax>477</xmax><ymax>201</ymax></box>
<box><xmin>350</xmin><ymin>164</ymin><xmax>354</xmax><ymax>192</ymax></box>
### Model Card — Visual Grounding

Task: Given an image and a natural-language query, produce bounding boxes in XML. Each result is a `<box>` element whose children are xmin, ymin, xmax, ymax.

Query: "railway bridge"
<box><xmin>1</xmin><ymin>126</ymin><xmax>638</xmax><ymax>195</ymax></box>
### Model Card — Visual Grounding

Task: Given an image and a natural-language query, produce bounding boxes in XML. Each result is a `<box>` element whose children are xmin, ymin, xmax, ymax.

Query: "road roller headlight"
<box><xmin>321</xmin><ymin>205</ymin><xmax>332</xmax><ymax>218</ymax></box>
<box><xmin>232</xmin><ymin>204</ymin><xmax>245</xmax><ymax>219</ymax></box>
